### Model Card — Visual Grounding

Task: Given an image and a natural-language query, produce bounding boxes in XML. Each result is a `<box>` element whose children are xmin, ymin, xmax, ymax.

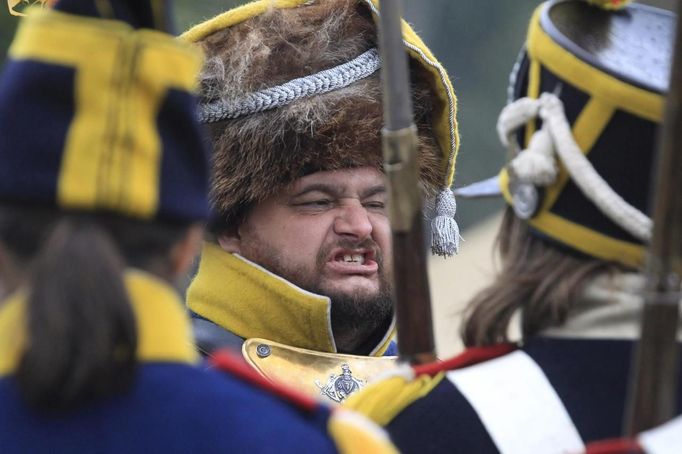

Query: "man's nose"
<box><xmin>334</xmin><ymin>202</ymin><xmax>373</xmax><ymax>239</ymax></box>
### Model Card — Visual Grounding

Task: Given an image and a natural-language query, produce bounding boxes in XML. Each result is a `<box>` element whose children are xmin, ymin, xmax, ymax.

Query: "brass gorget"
<box><xmin>242</xmin><ymin>338</ymin><xmax>398</xmax><ymax>404</ymax></box>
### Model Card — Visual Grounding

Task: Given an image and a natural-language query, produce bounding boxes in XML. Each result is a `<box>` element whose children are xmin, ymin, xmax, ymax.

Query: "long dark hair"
<box><xmin>0</xmin><ymin>204</ymin><xmax>191</xmax><ymax>408</ymax></box>
<box><xmin>461</xmin><ymin>208</ymin><xmax>624</xmax><ymax>347</ymax></box>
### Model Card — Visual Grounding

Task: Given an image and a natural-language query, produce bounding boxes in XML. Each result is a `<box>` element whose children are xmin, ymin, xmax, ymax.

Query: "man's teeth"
<box><xmin>342</xmin><ymin>254</ymin><xmax>365</xmax><ymax>265</ymax></box>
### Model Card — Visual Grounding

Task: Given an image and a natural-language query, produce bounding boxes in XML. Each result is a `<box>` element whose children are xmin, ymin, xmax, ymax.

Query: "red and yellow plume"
<box><xmin>586</xmin><ymin>0</ymin><xmax>633</xmax><ymax>10</ymax></box>
<box><xmin>8</xmin><ymin>0</ymin><xmax>56</xmax><ymax>16</ymax></box>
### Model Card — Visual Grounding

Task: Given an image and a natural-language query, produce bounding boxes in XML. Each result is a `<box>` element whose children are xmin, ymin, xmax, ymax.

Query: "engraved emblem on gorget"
<box><xmin>315</xmin><ymin>363</ymin><xmax>365</xmax><ymax>403</ymax></box>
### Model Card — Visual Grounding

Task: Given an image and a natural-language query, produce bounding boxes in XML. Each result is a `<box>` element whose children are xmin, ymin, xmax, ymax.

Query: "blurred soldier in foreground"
<box><xmin>0</xmin><ymin>1</ymin><xmax>397</xmax><ymax>452</ymax></box>
<box><xmin>180</xmin><ymin>0</ymin><xmax>461</xmax><ymax>401</ymax></box>
<box><xmin>346</xmin><ymin>0</ymin><xmax>681</xmax><ymax>452</ymax></box>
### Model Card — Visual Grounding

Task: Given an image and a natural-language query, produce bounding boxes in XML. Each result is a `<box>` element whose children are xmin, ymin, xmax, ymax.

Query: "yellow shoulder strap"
<box><xmin>328</xmin><ymin>409</ymin><xmax>398</xmax><ymax>454</ymax></box>
<box><xmin>343</xmin><ymin>371</ymin><xmax>445</xmax><ymax>426</ymax></box>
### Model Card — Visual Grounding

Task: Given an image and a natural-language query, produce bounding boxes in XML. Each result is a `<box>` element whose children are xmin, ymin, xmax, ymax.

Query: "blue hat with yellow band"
<box><xmin>0</xmin><ymin>0</ymin><xmax>210</xmax><ymax>222</ymax></box>
<box><xmin>458</xmin><ymin>0</ymin><xmax>673</xmax><ymax>269</ymax></box>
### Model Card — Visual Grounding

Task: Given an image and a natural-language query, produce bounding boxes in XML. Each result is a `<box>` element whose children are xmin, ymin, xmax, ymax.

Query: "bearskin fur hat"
<box><xmin>182</xmin><ymin>0</ymin><xmax>460</xmax><ymax>245</ymax></box>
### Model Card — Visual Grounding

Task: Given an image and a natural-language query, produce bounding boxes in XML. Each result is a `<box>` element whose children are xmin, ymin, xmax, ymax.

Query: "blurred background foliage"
<box><xmin>0</xmin><ymin>0</ymin><xmax>675</xmax><ymax>230</ymax></box>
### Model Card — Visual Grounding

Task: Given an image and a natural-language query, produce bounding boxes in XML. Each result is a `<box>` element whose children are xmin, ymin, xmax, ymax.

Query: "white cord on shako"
<box><xmin>497</xmin><ymin>92</ymin><xmax>652</xmax><ymax>242</ymax></box>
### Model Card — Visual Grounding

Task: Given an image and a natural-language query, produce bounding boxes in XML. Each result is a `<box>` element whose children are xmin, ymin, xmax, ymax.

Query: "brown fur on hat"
<box><xmin>197</xmin><ymin>0</ymin><xmax>442</xmax><ymax>230</ymax></box>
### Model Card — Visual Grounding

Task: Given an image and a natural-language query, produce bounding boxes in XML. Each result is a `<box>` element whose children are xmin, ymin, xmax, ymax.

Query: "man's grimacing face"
<box><xmin>218</xmin><ymin>167</ymin><xmax>394</xmax><ymax>352</ymax></box>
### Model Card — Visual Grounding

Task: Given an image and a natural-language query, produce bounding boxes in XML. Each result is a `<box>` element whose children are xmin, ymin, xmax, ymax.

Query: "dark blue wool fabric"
<box><xmin>0</xmin><ymin>362</ymin><xmax>338</xmax><ymax>454</ymax></box>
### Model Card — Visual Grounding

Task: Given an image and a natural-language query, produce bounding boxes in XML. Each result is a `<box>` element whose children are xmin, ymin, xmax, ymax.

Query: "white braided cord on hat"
<box><xmin>199</xmin><ymin>48</ymin><xmax>381</xmax><ymax>123</ymax></box>
<box><xmin>497</xmin><ymin>93</ymin><xmax>653</xmax><ymax>242</ymax></box>
<box><xmin>364</xmin><ymin>0</ymin><xmax>461</xmax><ymax>256</ymax></box>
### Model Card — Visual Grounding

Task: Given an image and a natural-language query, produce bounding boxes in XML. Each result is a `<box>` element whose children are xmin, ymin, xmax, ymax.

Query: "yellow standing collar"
<box><xmin>187</xmin><ymin>242</ymin><xmax>395</xmax><ymax>356</ymax></box>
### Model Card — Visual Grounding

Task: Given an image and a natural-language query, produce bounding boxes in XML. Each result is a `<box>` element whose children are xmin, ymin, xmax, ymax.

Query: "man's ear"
<box><xmin>217</xmin><ymin>230</ymin><xmax>242</xmax><ymax>254</ymax></box>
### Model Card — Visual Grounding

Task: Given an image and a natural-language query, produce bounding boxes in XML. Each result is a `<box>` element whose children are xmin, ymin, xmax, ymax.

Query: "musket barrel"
<box><xmin>378</xmin><ymin>0</ymin><xmax>413</xmax><ymax>131</ymax></box>
<box><xmin>378</xmin><ymin>0</ymin><xmax>436</xmax><ymax>364</ymax></box>
<box><xmin>624</xmin><ymin>4</ymin><xmax>682</xmax><ymax>435</ymax></box>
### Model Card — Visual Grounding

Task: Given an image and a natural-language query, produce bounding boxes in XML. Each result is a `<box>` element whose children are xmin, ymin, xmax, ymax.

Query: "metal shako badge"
<box><xmin>315</xmin><ymin>363</ymin><xmax>366</xmax><ymax>403</ymax></box>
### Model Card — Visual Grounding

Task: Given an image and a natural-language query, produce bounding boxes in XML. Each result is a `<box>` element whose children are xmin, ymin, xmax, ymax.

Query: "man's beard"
<box><xmin>241</xmin><ymin>237</ymin><xmax>394</xmax><ymax>354</ymax></box>
<box><xmin>308</xmin><ymin>278</ymin><xmax>393</xmax><ymax>355</ymax></box>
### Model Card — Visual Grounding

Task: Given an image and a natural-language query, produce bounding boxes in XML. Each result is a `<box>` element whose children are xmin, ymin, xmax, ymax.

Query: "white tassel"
<box><xmin>509</xmin><ymin>127</ymin><xmax>558</xmax><ymax>186</ymax></box>
<box><xmin>431</xmin><ymin>188</ymin><xmax>461</xmax><ymax>257</ymax></box>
